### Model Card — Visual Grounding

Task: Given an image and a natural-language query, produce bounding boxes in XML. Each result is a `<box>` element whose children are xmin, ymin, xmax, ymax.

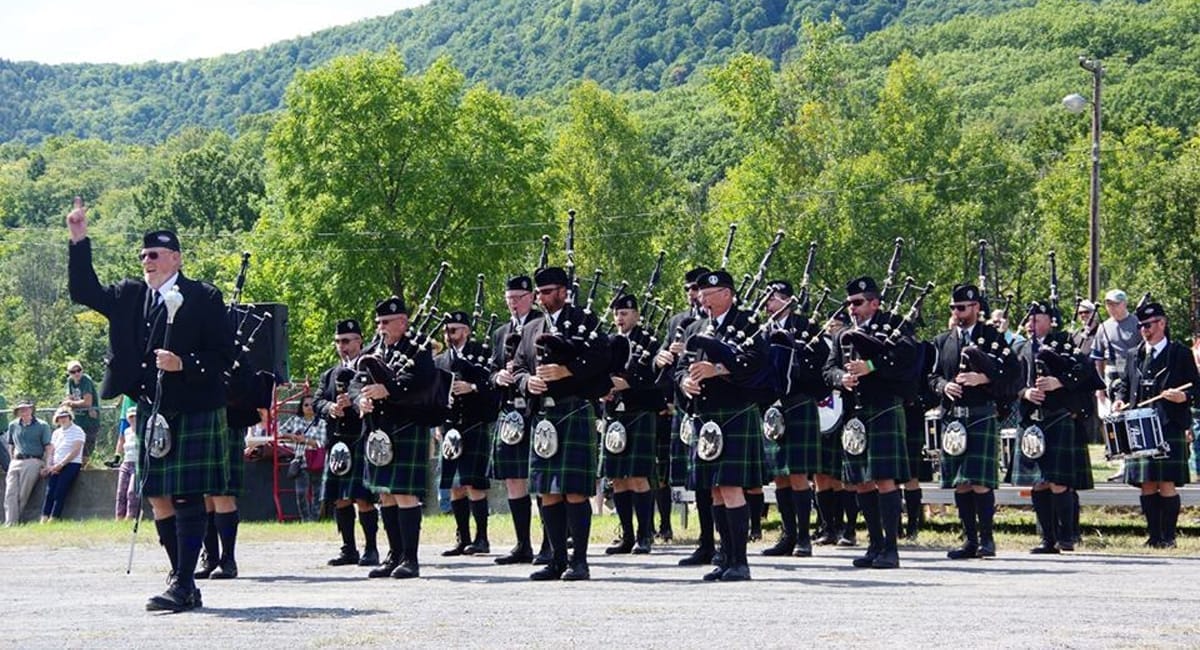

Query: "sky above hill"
<box><xmin>0</xmin><ymin>0</ymin><xmax>430</xmax><ymax>64</ymax></box>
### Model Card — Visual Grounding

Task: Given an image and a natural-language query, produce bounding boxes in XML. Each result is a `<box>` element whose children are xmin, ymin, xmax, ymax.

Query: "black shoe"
<box><xmin>357</xmin><ymin>548</ymin><xmax>380</xmax><ymax>566</ymax></box>
<box><xmin>194</xmin><ymin>552</ymin><xmax>218</xmax><ymax>579</ymax></box>
<box><xmin>210</xmin><ymin>558</ymin><xmax>238</xmax><ymax>579</ymax></box>
<box><xmin>494</xmin><ymin>545</ymin><xmax>534</xmax><ymax>565</ymax></box>
<box><xmin>561</xmin><ymin>563</ymin><xmax>590</xmax><ymax>581</ymax></box>
<box><xmin>852</xmin><ymin>548</ymin><xmax>880</xmax><ymax>568</ymax></box>
<box><xmin>104</xmin><ymin>455</ymin><xmax>122</xmax><ymax>469</ymax></box>
<box><xmin>656</xmin><ymin>529</ymin><xmax>674</xmax><ymax>543</ymax></box>
<box><xmin>463</xmin><ymin>541</ymin><xmax>490</xmax><ymax>555</ymax></box>
<box><xmin>813</xmin><ymin>530</ymin><xmax>838</xmax><ymax>546</ymax></box>
<box><xmin>836</xmin><ymin>535</ymin><xmax>858</xmax><ymax>547</ymax></box>
<box><xmin>718</xmin><ymin>564</ymin><xmax>751</xmax><ymax>581</ymax></box>
<box><xmin>871</xmin><ymin>548</ymin><xmax>900</xmax><ymax>569</ymax></box>
<box><xmin>677</xmin><ymin>547</ymin><xmax>714</xmax><ymax>566</ymax></box>
<box><xmin>532</xmin><ymin>546</ymin><xmax>553</xmax><ymax>566</ymax></box>
<box><xmin>905</xmin><ymin>529</ymin><xmax>919</xmax><ymax>543</ymax></box>
<box><xmin>748</xmin><ymin>531</ymin><xmax>762</xmax><ymax>542</ymax></box>
<box><xmin>947</xmin><ymin>543</ymin><xmax>978</xmax><ymax>560</ymax></box>
<box><xmin>605</xmin><ymin>538</ymin><xmax>634</xmax><ymax>555</ymax></box>
<box><xmin>976</xmin><ymin>540</ymin><xmax>996</xmax><ymax>558</ymax></box>
<box><xmin>1157</xmin><ymin>539</ymin><xmax>1178</xmax><ymax>549</ymax></box>
<box><xmin>327</xmin><ymin>549</ymin><xmax>361</xmax><ymax>566</ymax></box>
<box><xmin>792</xmin><ymin>541</ymin><xmax>813</xmax><ymax>558</ymax></box>
<box><xmin>761</xmin><ymin>535</ymin><xmax>796</xmax><ymax>557</ymax></box>
<box><xmin>390</xmin><ymin>560</ymin><xmax>420</xmax><ymax>579</ymax></box>
<box><xmin>1056</xmin><ymin>541</ymin><xmax>1075</xmax><ymax>552</ymax></box>
<box><xmin>1029</xmin><ymin>542</ymin><xmax>1061</xmax><ymax>555</ymax></box>
<box><xmin>441</xmin><ymin>541</ymin><xmax>469</xmax><ymax>557</ymax></box>
<box><xmin>146</xmin><ymin>581</ymin><xmax>201</xmax><ymax>613</ymax></box>
<box><xmin>368</xmin><ymin>552</ymin><xmax>399</xmax><ymax>578</ymax></box>
<box><xmin>631</xmin><ymin>538</ymin><xmax>652</xmax><ymax>555</ymax></box>
<box><xmin>702</xmin><ymin>565</ymin><xmax>726</xmax><ymax>582</ymax></box>
<box><xmin>530</xmin><ymin>562</ymin><xmax>566</xmax><ymax>581</ymax></box>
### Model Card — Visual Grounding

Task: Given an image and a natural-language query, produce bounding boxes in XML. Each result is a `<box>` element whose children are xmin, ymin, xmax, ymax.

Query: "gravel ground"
<box><xmin>5</xmin><ymin>539</ymin><xmax>1198</xmax><ymax>649</ymax></box>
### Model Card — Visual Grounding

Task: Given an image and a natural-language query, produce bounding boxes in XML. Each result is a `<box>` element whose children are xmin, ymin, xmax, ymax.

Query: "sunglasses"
<box><xmin>334</xmin><ymin>337</ymin><xmax>357</xmax><ymax>344</ymax></box>
<box><xmin>1138</xmin><ymin>319</ymin><xmax>1163</xmax><ymax>330</ymax></box>
<box><xmin>845</xmin><ymin>298</ymin><xmax>865</xmax><ymax>307</ymax></box>
<box><xmin>69</xmin><ymin>369</ymin><xmax>82</xmax><ymax>374</ymax></box>
<box><xmin>138</xmin><ymin>251</ymin><xmax>160</xmax><ymax>261</ymax></box>
<box><xmin>536</xmin><ymin>287</ymin><xmax>560</xmax><ymax>295</ymax></box>
<box><xmin>950</xmin><ymin>304</ymin><xmax>973</xmax><ymax>312</ymax></box>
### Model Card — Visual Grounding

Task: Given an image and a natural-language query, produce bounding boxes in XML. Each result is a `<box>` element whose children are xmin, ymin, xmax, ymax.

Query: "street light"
<box><xmin>1062</xmin><ymin>56</ymin><xmax>1104</xmax><ymax>303</ymax></box>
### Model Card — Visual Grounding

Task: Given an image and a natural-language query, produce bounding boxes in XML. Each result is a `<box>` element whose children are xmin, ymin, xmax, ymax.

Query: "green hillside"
<box><xmin>0</xmin><ymin>0</ymin><xmax>1034</xmax><ymax>144</ymax></box>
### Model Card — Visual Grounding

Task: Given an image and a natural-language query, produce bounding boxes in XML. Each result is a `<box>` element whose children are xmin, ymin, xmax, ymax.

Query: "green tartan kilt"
<box><xmin>135</xmin><ymin>405</ymin><xmax>228</xmax><ymax>498</ymax></box>
<box><xmin>207</xmin><ymin>426</ymin><xmax>246</xmax><ymax>497</ymax></box>
<box><xmin>440</xmin><ymin>421</ymin><xmax>492</xmax><ymax>490</ymax></box>
<box><xmin>843</xmin><ymin>400</ymin><xmax>910</xmax><ymax>484</ymax></box>
<box><xmin>817</xmin><ymin>427</ymin><xmax>843</xmax><ymax>478</ymax></box>
<box><xmin>669</xmin><ymin>411</ymin><xmax>692</xmax><ymax>487</ymax></box>
<box><xmin>1073</xmin><ymin>418</ymin><xmax>1095</xmax><ymax>490</ymax></box>
<box><xmin>529</xmin><ymin>397</ymin><xmax>597</xmax><ymax>496</ymax></box>
<box><xmin>601</xmin><ymin>410</ymin><xmax>658</xmax><ymax>479</ymax></box>
<box><xmin>938</xmin><ymin>412</ymin><xmax>999</xmax><ymax>489</ymax></box>
<box><xmin>654</xmin><ymin>412</ymin><xmax>672</xmax><ymax>484</ymax></box>
<box><xmin>1027</xmin><ymin>412</ymin><xmax>1087</xmax><ymax>489</ymax></box>
<box><xmin>771</xmin><ymin>399</ymin><xmax>822</xmax><ymax>477</ymax></box>
<box><xmin>489</xmin><ymin>408</ymin><xmax>532</xmax><ymax>480</ymax></box>
<box><xmin>364</xmin><ymin>421</ymin><xmax>429</xmax><ymax>498</ymax></box>
<box><xmin>1125</xmin><ymin>423</ymin><xmax>1190</xmax><ymax>486</ymax></box>
<box><xmin>322</xmin><ymin>435</ymin><xmax>373</xmax><ymax>502</ymax></box>
<box><xmin>694</xmin><ymin>405</ymin><xmax>766</xmax><ymax>490</ymax></box>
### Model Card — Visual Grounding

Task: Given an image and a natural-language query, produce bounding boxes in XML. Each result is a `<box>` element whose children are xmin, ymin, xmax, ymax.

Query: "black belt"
<box><xmin>943</xmin><ymin>404</ymin><xmax>996</xmax><ymax>420</ymax></box>
<box><xmin>14</xmin><ymin>454</ymin><xmax>43</xmax><ymax>461</ymax></box>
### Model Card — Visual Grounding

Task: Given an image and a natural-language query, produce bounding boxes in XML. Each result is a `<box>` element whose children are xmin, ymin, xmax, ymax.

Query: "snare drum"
<box><xmin>1119</xmin><ymin>407</ymin><xmax>1169</xmax><ymax>459</ymax></box>
<box><xmin>1101</xmin><ymin>411</ymin><xmax>1131</xmax><ymax>460</ymax></box>
<box><xmin>923</xmin><ymin>408</ymin><xmax>943</xmax><ymax>460</ymax></box>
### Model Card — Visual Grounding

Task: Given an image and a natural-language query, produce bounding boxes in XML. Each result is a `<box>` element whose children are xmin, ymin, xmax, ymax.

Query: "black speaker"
<box><xmin>233</xmin><ymin>302</ymin><xmax>288</xmax><ymax>381</ymax></box>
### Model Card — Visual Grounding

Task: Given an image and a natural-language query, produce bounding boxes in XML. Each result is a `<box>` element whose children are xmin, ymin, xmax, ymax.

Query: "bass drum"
<box><xmin>818</xmin><ymin>391</ymin><xmax>844</xmax><ymax>436</ymax></box>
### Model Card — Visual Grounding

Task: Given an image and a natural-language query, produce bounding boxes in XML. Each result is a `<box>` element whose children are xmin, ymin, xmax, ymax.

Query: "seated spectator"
<box><xmin>41</xmin><ymin>407</ymin><xmax>85</xmax><ymax>523</ymax></box>
<box><xmin>5</xmin><ymin>399</ymin><xmax>52</xmax><ymax>526</ymax></box>
<box><xmin>279</xmin><ymin>397</ymin><xmax>326</xmax><ymax>522</ymax></box>
<box><xmin>114</xmin><ymin>407</ymin><xmax>141</xmax><ymax>520</ymax></box>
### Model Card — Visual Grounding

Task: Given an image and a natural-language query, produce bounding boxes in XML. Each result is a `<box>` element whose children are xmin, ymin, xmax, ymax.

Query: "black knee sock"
<box><xmin>470</xmin><ymin>498</ymin><xmax>489</xmax><ymax>545</ymax></box>
<box><xmin>1051</xmin><ymin>491</ymin><xmax>1073</xmax><ymax>546</ymax></box>
<box><xmin>696</xmin><ymin>489</ymin><xmax>715</xmax><ymax>550</ymax></box>
<box><xmin>335</xmin><ymin>505</ymin><xmax>357</xmax><ymax>551</ymax></box>
<box><xmin>398</xmin><ymin>506</ymin><xmax>422</xmax><ymax>565</ymax></box>
<box><xmin>542</xmin><ymin>501</ymin><xmax>568</xmax><ymax>565</ymax></box>
<box><xmin>879</xmin><ymin>491</ymin><xmax>901</xmax><ymax>553</ymax></box>
<box><xmin>841</xmin><ymin>489</ymin><xmax>860</xmax><ymax>539</ymax></box>
<box><xmin>725</xmin><ymin>504</ymin><xmax>749</xmax><ymax>566</ymax></box>
<box><xmin>904</xmin><ymin>488</ymin><xmax>923</xmax><ymax>530</ymax></box>
<box><xmin>566</xmin><ymin>501</ymin><xmax>592</xmax><ymax>564</ymax></box>
<box><xmin>856</xmin><ymin>490</ymin><xmax>881</xmax><ymax>551</ymax></box>
<box><xmin>508</xmin><ymin>495</ymin><xmax>532</xmax><ymax>549</ymax></box>
<box><xmin>792</xmin><ymin>488</ymin><xmax>812</xmax><ymax>544</ymax></box>
<box><xmin>954</xmin><ymin>491</ymin><xmax>978</xmax><ymax>546</ymax></box>
<box><xmin>173</xmin><ymin>496</ymin><xmax>206</xmax><ymax>591</ymax></box>
<box><xmin>975</xmin><ymin>490</ymin><xmax>996</xmax><ymax>543</ymax></box>
<box><xmin>774</xmin><ymin>486</ymin><xmax>796</xmax><ymax>539</ymax></box>
<box><xmin>359</xmin><ymin>507</ymin><xmax>379</xmax><ymax>553</ymax></box>
<box><xmin>655</xmin><ymin>486</ymin><xmax>673</xmax><ymax>533</ymax></box>
<box><xmin>633</xmin><ymin>490</ymin><xmax>654</xmax><ymax>541</ymax></box>
<box><xmin>815</xmin><ymin>490</ymin><xmax>836</xmax><ymax>536</ymax></box>
<box><xmin>214</xmin><ymin>510</ymin><xmax>239</xmax><ymax>563</ymax></box>
<box><xmin>450</xmin><ymin>498</ymin><xmax>470</xmax><ymax>545</ymax></box>
<box><xmin>380</xmin><ymin>504</ymin><xmax>401</xmax><ymax>560</ymax></box>
<box><xmin>613</xmin><ymin>491</ymin><xmax>635</xmax><ymax>542</ymax></box>
<box><xmin>1071</xmin><ymin>489</ymin><xmax>1081</xmax><ymax>542</ymax></box>
<box><xmin>154</xmin><ymin>516</ymin><xmax>179</xmax><ymax>573</ymax></box>
<box><xmin>1160</xmin><ymin>494</ymin><xmax>1181</xmax><ymax>543</ymax></box>
<box><xmin>712</xmin><ymin>504</ymin><xmax>729</xmax><ymax>562</ymax></box>
<box><xmin>201</xmin><ymin>511</ymin><xmax>218</xmax><ymax>563</ymax></box>
<box><xmin>536</xmin><ymin>496</ymin><xmax>551</xmax><ymax>555</ymax></box>
<box><xmin>1032</xmin><ymin>490</ymin><xmax>1054</xmax><ymax>544</ymax></box>
<box><xmin>746</xmin><ymin>492</ymin><xmax>764</xmax><ymax>537</ymax></box>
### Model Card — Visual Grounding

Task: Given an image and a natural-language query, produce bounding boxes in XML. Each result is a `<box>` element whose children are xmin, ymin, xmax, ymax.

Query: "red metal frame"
<box><xmin>270</xmin><ymin>379</ymin><xmax>311</xmax><ymax>522</ymax></box>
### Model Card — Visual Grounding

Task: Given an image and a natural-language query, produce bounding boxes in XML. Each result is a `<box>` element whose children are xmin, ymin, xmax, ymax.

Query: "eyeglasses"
<box><xmin>334</xmin><ymin>337</ymin><xmax>357</xmax><ymax>344</ymax></box>
<box><xmin>1138</xmin><ymin>319</ymin><xmax>1163</xmax><ymax>330</ymax></box>
<box><xmin>845</xmin><ymin>298</ymin><xmax>865</xmax><ymax>307</ymax></box>
<box><xmin>950</xmin><ymin>304</ymin><xmax>972</xmax><ymax>312</ymax></box>
<box><xmin>137</xmin><ymin>251</ymin><xmax>160</xmax><ymax>261</ymax></box>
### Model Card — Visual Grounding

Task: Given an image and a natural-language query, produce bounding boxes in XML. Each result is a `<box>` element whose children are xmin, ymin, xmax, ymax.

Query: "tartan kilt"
<box><xmin>938</xmin><ymin>412</ymin><xmax>1000</xmax><ymax>489</ymax></box>
<box><xmin>1027</xmin><ymin>412</ymin><xmax>1087</xmax><ymax>488</ymax></box>
<box><xmin>654</xmin><ymin>412</ymin><xmax>672</xmax><ymax>484</ymax></box>
<box><xmin>669</xmin><ymin>411</ymin><xmax>692</xmax><ymax>487</ymax></box>
<box><xmin>322</xmin><ymin>435</ymin><xmax>373</xmax><ymax>502</ymax></box>
<box><xmin>1073</xmin><ymin>418</ymin><xmax>1095</xmax><ymax>490</ymax></box>
<box><xmin>440</xmin><ymin>421</ymin><xmax>492</xmax><ymax>490</ymax></box>
<box><xmin>208</xmin><ymin>427</ymin><xmax>247</xmax><ymax>497</ymax></box>
<box><xmin>772</xmin><ymin>399</ymin><xmax>822</xmax><ymax>477</ymax></box>
<box><xmin>842</xmin><ymin>400</ymin><xmax>910</xmax><ymax>484</ymax></box>
<box><xmin>694</xmin><ymin>405</ymin><xmax>766</xmax><ymax>490</ymax></box>
<box><xmin>489</xmin><ymin>408</ymin><xmax>532</xmax><ymax>480</ymax></box>
<box><xmin>529</xmin><ymin>397</ymin><xmax>597</xmax><ymax>496</ymax></box>
<box><xmin>601</xmin><ymin>410</ymin><xmax>658</xmax><ymax>479</ymax></box>
<box><xmin>1125</xmin><ymin>423</ymin><xmax>1190</xmax><ymax>486</ymax></box>
<box><xmin>817</xmin><ymin>427</ymin><xmax>843</xmax><ymax>478</ymax></box>
<box><xmin>904</xmin><ymin>404</ymin><xmax>929</xmax><ymax>481</ymax></box>
<box><xmin>364</xmin><ymin>421</ymin><xmax>429</xmax><ymax>498</ymax></box>
<box><xmin>135</xmin><ymin>405</ymin><xmax>228</xmax><ymax>498</ymax></box>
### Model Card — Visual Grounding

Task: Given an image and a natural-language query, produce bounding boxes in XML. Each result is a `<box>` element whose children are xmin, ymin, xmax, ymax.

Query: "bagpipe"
<box><xmin>764</xmin><ymin>242</ymin><xmax>831</xmax><ymax>402</ymax></box>
<box><xmin>533</xmin><ymin>213</ymin><xmax>607</xmax><ymax>368</ymax></box>
<box><xmin>224</xmin><ymin>252</ymin><xmax>276</xmax><ymax>427</ymax></box>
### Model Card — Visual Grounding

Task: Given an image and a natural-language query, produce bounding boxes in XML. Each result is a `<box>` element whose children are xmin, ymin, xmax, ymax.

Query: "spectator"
<box><xmin>62</xmin><ymin>360</ymin><xmax>101</xmax><ymax>464</ymax></box>
<box><xmin>114</xmin><ymin>406</ymin><xmax>141</xmax><ymax>520</ymax></box>
<box><xmin>279</xmin><ymin>397</ymin><xmax>326</xmax><ymax>522</ymax></box>
<box><xmin>4</xmin><ymin>399</ymin><xmax>52</xmax><ymax>526</ymax></box>
<box><xmin>41</xmin><ymin>407</ymin><xmax>85</xmax><ymax>522</ymax></box>
<box><xmin>1091</xmin><ymin>289</ymin><xmax>1140</xmax><ymax>481</ymax></box>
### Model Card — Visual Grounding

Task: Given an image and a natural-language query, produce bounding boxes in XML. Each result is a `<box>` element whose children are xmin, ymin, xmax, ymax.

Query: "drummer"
<box><xmin>1111</xmin><ymin>302</ymin><xmax>1199</xmax><ymax>548</ymax></box>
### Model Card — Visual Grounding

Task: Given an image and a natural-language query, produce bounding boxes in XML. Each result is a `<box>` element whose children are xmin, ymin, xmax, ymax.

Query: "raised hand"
<box><xmin>67</xmin><ymin>196</ymin><xmax>88</xmax><ymax>242</ymax></box>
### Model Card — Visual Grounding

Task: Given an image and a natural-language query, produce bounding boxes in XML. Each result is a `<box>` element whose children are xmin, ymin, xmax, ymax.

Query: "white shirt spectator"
<box><xmin>50</xmin><ymin>423</ymin><xmax>86</xmax><ymax>466</ymax></box>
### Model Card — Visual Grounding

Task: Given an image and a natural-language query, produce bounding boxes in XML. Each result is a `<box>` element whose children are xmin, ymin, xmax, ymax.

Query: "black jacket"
<box><xmin>513</xmin><ymin>304</ymin><xmax>612</xmax><ymax>402</ymax></box>
<box><xmin>609</xmin><ymin>326</ymin><xmax>667</xmax><ymax>413</ymax></box>
<box><xmin>314</xmin><ymin>360</ymin><xmax>362</xmax><ymax>441</ymax></box>
<box><xmin>68</xmin><ymin>238</ymin><xmax>233</xmax><ymax>413</ymax></box>
<box><xmin>823</xmin><ymin>310</ymin><xmax>918</xmax><ymax>407</ymax></box>
<box><xmin>1113</xmin><ymin>339</ymin><xmax>1200</xmax><ymax>433</ymax></box>
<box><xmin>673</xmin><ymin>306</ymin><xmax>773</xmax><ymax>411</ymax></box>
<box><xmin>488</xmin><ymin>311</ymin><xmax>543</xmax><ymax>416</ymax></box>
<box><xmin>436</xmin><ymin>341</ymin><xmax>501</xmax><ymax>426</ymax></box>
<box><xmin>928</xmin><ymin>322</ymin><xmax>1019</xmax><ymax>409</ymax></box>
<box><xmin>1013</xmin><ymin>332</ymin><xmax>1103</xmax><ymax>419</ymax></box>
